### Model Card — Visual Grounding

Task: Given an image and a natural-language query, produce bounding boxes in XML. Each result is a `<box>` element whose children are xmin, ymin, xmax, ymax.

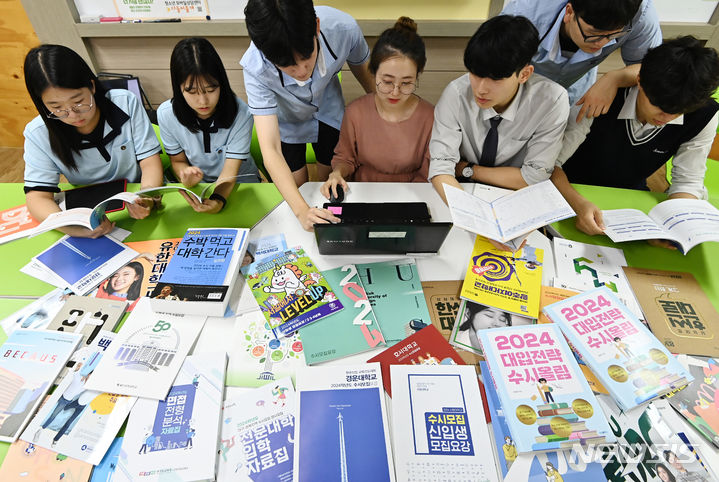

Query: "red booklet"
<box><xmin>368</xmin><ymin>324</ymin><xmax>465</xmax><ymax>397</ymax></box>
<box><xmin>0</xmin><ymin>204</ymin><xmax>39</xmax><ymax>245</ymax></box>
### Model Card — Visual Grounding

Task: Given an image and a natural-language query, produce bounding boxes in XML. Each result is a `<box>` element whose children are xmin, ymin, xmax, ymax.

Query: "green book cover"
<box><xmin>299</xmin><ymin>264</ymin><xmax>386</xmax><ymax>364</ymax></box>
<box><xmin>356</xmin><ymin>259</ymin><xmax>433</xmax><ymax>343</ymax></box>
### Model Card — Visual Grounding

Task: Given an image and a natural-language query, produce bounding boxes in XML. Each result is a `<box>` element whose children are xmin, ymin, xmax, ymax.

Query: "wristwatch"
<box><xmin>462</xmin><ymin>165</ymin><xmax>474</xmax><ymax>179</ymax></box>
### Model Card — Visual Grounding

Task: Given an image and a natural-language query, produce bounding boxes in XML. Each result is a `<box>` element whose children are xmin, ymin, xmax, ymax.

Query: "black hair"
<box><xmin>464</xmin><ymin>15</ymin><xmax>538</xmax><ymax>80</ymax></box>
<box><xmin>614</xmin><ymin>337</ymin><xmax>622</xmax><ymax>341</ymax></box>
<box><xmin>569</xmin><ymin>0</ymin><xmax>641</xmax><ymax>31</ymax></box>
<box><xmin>104</xmin><ymin>261</ymin><xmax>144</xmax><ymax>300</ymax></box>
<box><xmin>640</xmin><ymin>36</ymin><xmax>719</xmax><ymax>114</ymax></box>
<box><xmin>23</xmin><ymin>44</ymin><xmax>108</xmax><ymax>171</ymax></box>
<box><xmin>663</xmin><ymin>450</ymin><xmax>677</xmax><ymax>461</ymax></box>
<box><xmin>244</xmin><ymin>0</ymin><xmax>317</xmax><ymax>67</ymax></box>
<box><xmin>655</xmin><ymin>463</ymin><xmax>677</xmax><ymax>482</ymax></box>
<box><xmin>170</xmin><ymin>37</ymin><xmax>238</xmax><ymax>132</ymax></box>
<box><xmin>538</xmin><ymin>378</ymin><xmax>547</xmax><ymax>383</ymax></box>
<box><xmin>369</xmin><ymin>17</ymin><xmax>426</xmax><ymax>75</ymax></box>
<box><xmin>458</xmin><ymin>302</ymin><xmax>511</xmax><ymax>331</ymax></box>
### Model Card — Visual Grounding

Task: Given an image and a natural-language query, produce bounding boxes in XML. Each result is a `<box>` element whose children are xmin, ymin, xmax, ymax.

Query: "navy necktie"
<box><xmin>479</xmin><ymin>116</ymin><xmax>502</xmax><ymax>167</ymax></box>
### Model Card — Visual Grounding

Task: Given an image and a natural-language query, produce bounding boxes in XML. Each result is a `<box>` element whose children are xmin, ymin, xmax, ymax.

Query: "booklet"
<box><xmin>0</xmin><ymin>287</ymin><xmax>72</xmax><ymax>336</ymax></box>
<box><xmin>32</xmin><ymin>235</ymin><xmax>139</xmax><ymax>295</ymax></box>
<box><xmin>20</xmin><ymin>331</ymin><xmax>135</xmax><ymax>465</ymax></box>
<box><xmin>217</xmin><ymin>377</ymin><xmax>296</xmax><ymax>481</ymax></box>
<box><xmin>0</xmin><ymin>440</ymin><xmax>92</xmax><ymax>481</ymax></box>
<box><xmin>444</xmin><ymin>180</ymin><xmax>575</xmax><ymax>244</ymax></box>
<box><xmin>0</xmin><ymin>329</ymin><xmax>82</xmax><ymax>442</ymax></box>
<box><xmin>241</xmin><ymin>233</ymin><xmax>288</xmax><ymax>270</ymax></box>
<box><xmin>0</xmin><ymin>203</ymin><xmax>39</xmax><ymax>245</ymax></box>
<box><xmin>114</xmin><ymin>353</ymin><xmax>226</xmax><ymax>482</ymax></box>
<box><xmin>390</xmin><ymin>364</ymin><xmax>498</xmax><ymax>482</ymax></box>
<box><xmin>84</xmin><ymin>298</ymin><xmax>206</xmax><ymax>399</ymax></box>
<box><xmin>47</xmin><ymin>295</ymin><xmax>126</xmax><ymax>353</ymax></box>
<box><xmin>294</xmin><ymin>364</ymin><xmax>395</xmax><ymax>482</ymax></box>
<box><xmin>542</xmin><ymin>286</ymin><xmax>693</xmax><ymax>411</ymax></box>
<box><xmin>91</xmin><ymin>436</ymin><xmax>123</xmax><ymax>482</ymax></box>
<box><xmin>622</xmin><ymin>267</ymin><xmax>719</xmax><ymax>358</ymax></box>
<box><xmin>602</xmin><ymin>198</ymin><xmax>719</xmax><ymax>254</ymax></box>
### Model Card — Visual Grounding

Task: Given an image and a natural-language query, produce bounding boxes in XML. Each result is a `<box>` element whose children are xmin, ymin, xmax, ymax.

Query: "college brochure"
<box><xmin>444</xmin><ymin>180</ymin><xmax>574</xmax><ymax>244</ymax></box>
<box><xmin>299</xmin><ymin>263</ymin><xmax>385</xmax><ymax>364</ymax></box>
<box><xmin>390</xmin><ymin>364</ymin><xmax>498</xmax><ymax>482</ymax></box>
<box><xmin>0</xmin><ymin>329</ymin><xmax>81</xmax><ymax>442</ymax></box>
<box><xmin>460</xmin><ymin>236</ymin><xmax>543</xmax><ymax>318</ymax></box>
<box><xmin>480</xmin><ymin>361</ymin><xmax>605</xmax><ymax>481</ymax></box>
<box><xmin>33</xmin><ymin>235</ymin><xmax>139</xmax><ymax>295</ymax></box>
<box><xmin>0</xmin><ymin>440</ymin><xmax>92</xmax><ymax>482</ymax></box>
<box><xmin>84</xmin><ymin>298</ymin><xmax>206</xmax><ymax>399</ymax></box>
<box><xmin>47</xmin><ymin>295</ymin><xmax>125</xmax><ymax>347</ymax></box>
<box><xmin>20</xmin><ymin>331</ymin><xmax>135</xmax><ymax>465</ymax></box>
<box><xmin>245</xmin><ymin>246</ymin><xmax>343</xmax><ymax>337</ymax></box>
<box><xmin>217</xmin><ymin>377</ymin><xmax>295</xmax><ymax>481</ymax></box>
<box><xmin>622</xmin><ymin>267</ymin><xmax>719</xmax><ymax>358</ymax></box>
<box><xmin>294</xmin><ymin>364</ymin><xmax>394</xmax><ymax>482</ymax></box>
<box><xmin>114</xmin><ymin>352</ymin><xmax>226</xmax><ymax>482</ymax></box>
<box><xmin>601</xmin><ymin>198</ymin><xmax>719</xmax><ymax>254</ymax></box>
<box><xmin>0</xmin><ymin>287</ymin><xmax>72</xmax><ymax>336</ymax></box>
<box><xmin>242</xmin><ymin>233</ymin><xmax>288</xmax><ymax>269</ymax></box>
<box><xmin>150</xmin><ymin>228</ymin><xmax>249</xmax><ymax>317</ymax></box>
<box><xmin>0</xmin><ymin>203</ymin><xmax>39</xmax><ymax>245</ymax></box>
<box><xmin>542</xmin><ymin>286</ymin><xmax>693</xmax><ymax>410</ymax></box>
<box><xmin>479</xmin><ymin>323</ymin><xmax>614</xmax><ymax>453</ymax></box>
<box><xmin>91</xmin><ymin>436</ymin><xmax>123</xmax><ymax>481</ymax></box>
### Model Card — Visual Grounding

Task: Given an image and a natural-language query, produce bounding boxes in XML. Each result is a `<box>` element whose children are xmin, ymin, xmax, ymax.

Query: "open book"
<box><xmin>444</xmin><ymin>180</ymin><xmax>575</xmax><ymax>250</ymax></box>
<box><xmin>602</xmin><ymin>198</ymin><xmax>719</xmax><ymax>254</ymax></box>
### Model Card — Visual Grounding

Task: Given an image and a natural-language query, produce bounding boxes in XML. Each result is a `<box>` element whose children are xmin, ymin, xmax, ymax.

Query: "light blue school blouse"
<box><xmin>157</xmin><ymin>97</ymin><xmax>260</xmax><ymax>183</ymax></box>
<box><xmin>501</xmin><ymin>0</ymin><xmax>661</xmax><ymax>104</ymax></box>
<box><xmin>24</xmin><ymin>89</ymin><xmax>160</xmax><ymax>191</ymax></box>
<box><xmin>240</xmin><ymin>6</ymin><xmax>370</xmax><ymax>144</ymax></box>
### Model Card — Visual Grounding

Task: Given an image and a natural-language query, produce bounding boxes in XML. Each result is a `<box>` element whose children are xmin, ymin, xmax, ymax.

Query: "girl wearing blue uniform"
<box><xmin>158</xmin><ymin>37</ymin><xmax>261</xmax><ymax>214</ymax></box>
<box><xmin>23</xmin><ymin>44</ymin><xmax>164</xmax><ymax>238</ymax></box>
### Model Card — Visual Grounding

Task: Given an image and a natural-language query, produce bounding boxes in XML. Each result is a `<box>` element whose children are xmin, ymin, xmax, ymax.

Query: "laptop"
<box><xmin>314</xmin><ymin>202</ymin><xmax>452</xmax><ymax>255</ymax></box>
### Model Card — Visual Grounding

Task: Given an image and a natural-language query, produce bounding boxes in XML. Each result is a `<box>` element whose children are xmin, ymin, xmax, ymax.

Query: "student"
<box><xmin>502</xmin><ymin>0</ymin><xmax>661</xmax><ymax>121</ymax></box>
<box><xmin>320</xmin><ymin>17</ymin><xmax>434</xmax><ymax>199</ymax></box>
<box><xmin>429</xmin><ymin>15</ymin><xmax>569</xmax><ymax>201</ymax></box>
<box><xmin>158</xmin><ymin>37</ymin><xmax>261</xmax><ymax>214</ymax></box>
<box><xmin>241</xmin><ymin>0</ymin><xmax>376</xmax><ymax>230</ymax></box>
<box><xmin>23</xmin><ymin>44</ymin><xmax>164</xmax><ymax>238</ymax></box>
<box><xmin>551</xmin><ymin>37</ymin><xmax>719</xmax><ymax>244</ymax></box>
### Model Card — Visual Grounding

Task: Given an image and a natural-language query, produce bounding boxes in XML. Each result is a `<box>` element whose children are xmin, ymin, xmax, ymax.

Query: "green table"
<box><xmin>0</xmin><ymin>183</ymin><xmax>283</xmax><ymax>297</ymax></box>
<box><xmin>552</xmin><ymin>184</ymin><xmax>719</xmax><ymax>312</ymax></box>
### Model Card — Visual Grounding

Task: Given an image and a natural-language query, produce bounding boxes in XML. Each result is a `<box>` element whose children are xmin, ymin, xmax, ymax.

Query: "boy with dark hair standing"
<box><xmin>241</xmin><ymin>0</ymin><xmax>375</xmax><ymax>230</ymax></box>
<box><xmin>552</xmin><ymin>37</ymin><xmax>719</xmax><ymax>242</ymax></box>
<box><xmin>502</xmin><ymin>0</ymin><xmax>661</xmax><ymax>121</ymax></box>
<box><xmin>429</xmin><ymin>15</ymin><xmax>569</xmax><ymax>202</ymax></box>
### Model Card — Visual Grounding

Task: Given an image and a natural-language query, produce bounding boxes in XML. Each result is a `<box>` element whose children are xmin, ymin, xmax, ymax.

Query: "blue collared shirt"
<box><xmin>157</xmin><ymin>97</ymin><xmax>261</xmax><ymax>183</ymax></box>
<box><xmin>24</xmin><ymin>89</ymin><xmax>160</xmax><ymax>190</ymax></box>
<box><xmin>240</xmin><ymin>6</ymin><xmax>370</xmax><ymax>144</ymax></box>
<box><xmin>502</xmin><ymin>0</ymin><xmax>661</xmax><ymax>103</ymax></box>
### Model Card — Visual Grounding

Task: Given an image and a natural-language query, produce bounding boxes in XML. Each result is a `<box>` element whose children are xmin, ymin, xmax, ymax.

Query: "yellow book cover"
<box><xmin>537</xmin><ymin>285</ymin><xmax>578</xmax><ymax>324</ymax></box>
<box><xmin>460</xmin><ymin>236</ymin><xmax>543</xmax><ymax>318</ymax></box>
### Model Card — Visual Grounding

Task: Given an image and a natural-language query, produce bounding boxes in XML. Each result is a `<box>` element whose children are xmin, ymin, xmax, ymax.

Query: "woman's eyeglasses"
<box><xmin>376</xmin><ymin>81</ymin><xmax>417</xmax><ymax>95</ymax></box>
<box><xmin>46</xmin><ymin>99</ymin><xmax>94</xmax><ymax>119</ymax></box>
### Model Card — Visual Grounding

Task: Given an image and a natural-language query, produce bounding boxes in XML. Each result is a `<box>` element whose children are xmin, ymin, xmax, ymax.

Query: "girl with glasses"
<box><xmin>23</xmin><ymin>44</ymin><xmax>164</xmax><ymax>238</ymax></box>
<box><xmin>158</xmin><ymin>37</ymin><xmax>262</xmax><ymax>214</ymax></box>
<box><xmin>320</xmin><ymin>17</ymin><xmax>434</xmax><ymax>200</ymax></box>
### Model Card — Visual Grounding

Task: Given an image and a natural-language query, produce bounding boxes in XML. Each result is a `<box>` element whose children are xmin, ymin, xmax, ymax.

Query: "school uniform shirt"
<box><xmin>240</xmin><ymin>6</ymin><xmax>370</xmax><ymax>144</ymax></box>
<box><xmin>501</xmin><ymin>0</ymin><xmax>662</xmax><ymax>104</ymax></box>
<box><xmin>157</xmin><ymin>97</ymin><xmax>261</xmax><ymax>182</ymax></box>
<box><xmin>24</xmin><ymin>89</ymin><xmax>160</xmax><ymax>191</ymax></box>
<box><xmin>428</xmin><ymin>73</ymin><xmax>569</xmax><ymax>185</ymax></box>
<box><xmin>557</xmin><ymin>86</ymin><xmax>719</xmax><ymax>199</ymax></box>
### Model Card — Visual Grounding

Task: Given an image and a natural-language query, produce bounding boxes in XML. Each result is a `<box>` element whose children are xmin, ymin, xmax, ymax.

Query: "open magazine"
<box><xmin>602</xmin><ymin>198</ymin><xmax>719</xmax><ymax>254</ymax></box>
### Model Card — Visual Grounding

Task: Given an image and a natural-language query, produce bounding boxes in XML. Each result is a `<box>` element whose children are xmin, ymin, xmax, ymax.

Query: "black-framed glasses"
<box><xmin>46</xmin><ymin>99</ymin><xmax>95</xmax><ymax>119</ymax></box>
<box><xmin>376</xmin><ymin>80</ymin><xmax>417</xmax><ymax>95</ymax></box>
<box><xmin>575</xmin><ymin>15</ymin><xmax>632</xmax><ymax>43</ymax></box>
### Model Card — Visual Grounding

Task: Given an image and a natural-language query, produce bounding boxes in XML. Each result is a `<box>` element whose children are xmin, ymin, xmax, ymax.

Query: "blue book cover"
<box><xmin>542</xmin><ymin>286</ymin><xmax>693</xmax><ymax>411</ymax></box>
<box><xmin>480</xmin><ymin>361</ymin><xmax>606</xmax><ymax>481</ymax></box>
<box><xmin>478</xmin><ymin>324</ymin><xmax>615</xmax><ymax>453</ymax></box>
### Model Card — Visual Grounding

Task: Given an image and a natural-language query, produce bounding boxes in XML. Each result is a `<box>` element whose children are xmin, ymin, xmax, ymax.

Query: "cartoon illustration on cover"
<box><xmin>667</xmin><ymin>357</ymin><xmax>719</xmax><ymax>448</ymax></box>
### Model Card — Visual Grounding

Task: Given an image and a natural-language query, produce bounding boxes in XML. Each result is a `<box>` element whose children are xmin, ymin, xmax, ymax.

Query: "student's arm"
<box><xmin>428</xmin><ymin>83</ymin><xmax>464</xmax><ymax>203</ymax></box>
<box><xmin>169</xmin><ymin>151</ymin><xmax>204</xmax><ymax>188</ymax></box>
<box><xmin>550</xmin><ymin>167</ymin><xmax>605</xmax><ymax>235</ymax></box>
<box><xmin>345</xmin><ymin>16</ymin><xmax>374</xmax><ymax>94</ymax></box>
<box><xmin>127</xmin><ymin>94</ymin><xmax>164</xmax><ymax>219</ymax></box>
<box><xmin>462</xmin><ymin>164</ymin><xmax>527</xmax><ymax>190</ymax></box>
<box><xmin>254</xmin><ymin>114</ymin><xmax>339</xmax><ymax>230</ymax></box>
<box><xmin>665</xmin><ymin>111</ymin><xmax>718</xmax><ymax>200</ymax></box>
<box><xmin>127</xmin><ymin>153</ymin><xmax>164</xmax><ymax>219</ymax></box>
<box><xmin>321</xmin><ymin>103</ymin><xmax>358</xmax><ymax>199</ymax></box>
<box><xmin>348</xmin><ymin>61</ymin><xmax>375</xmax><ymax>94</ymax></box>
<box><xmin>181</xmin><ymin>157</ymin><xmax>240</xmax><ymax>214</ymax></box>
<box><xmin>575</xmin><ymin>64</ymin><xmax>640</xmax><ymax>122</ymax></box>
<box><xmin>25</xmin><ymin>190</ymin><xmax>115</xmax><ymax>238</ymax></box>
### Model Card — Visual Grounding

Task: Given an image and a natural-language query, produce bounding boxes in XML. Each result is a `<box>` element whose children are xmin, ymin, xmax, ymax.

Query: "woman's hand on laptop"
<box><xmin>298</xmin><ymin>206</ymin><xmax>341</xmax><ymax>231</ymax></box>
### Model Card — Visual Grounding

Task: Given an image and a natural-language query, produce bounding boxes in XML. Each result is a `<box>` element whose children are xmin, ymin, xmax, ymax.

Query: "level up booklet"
<box><xmin>460</xmin><ymin>236</ymin><xmax>544</xmax><ymax>318</ymax></box>
<box><xmin>0</xmin><ymin>329</ymin><xmax>81</xmax><ymax>442</ymax></box>
<box><xmin>299</xmin><ymin>263</ymin><xmax>386</xmax><ymax>364</ymax></box>
<box><xmin>84</xmin><ymin>298</ymin><xmax>207</xmax><ymax>399</ymax></box>
<box><xmin>0</xmin><ymin>440</ymin><xmax>92</xmax><ymax>482</ymax></box>
<box><xmin>294</xmin><ymin>364</ymin><xmax>395</xmax><ymax>482</ymax></box>
<box><xmin>542</xmin><ymin>286</ymin><xmax>693</xmax><ymax>411</ymax></box>
<box><xmin>480</xmin><ymin>361</ymin><xmax>605</xmax><ymax>482</ymax></box>
<box><xmin>217</xmin><ymin>377</ymin><xmax>295</xmax><ymax>481</ymax></box>
<box><xmin>390</xmin><ymin>364</ymin><xmax>498</xmax><ymax>482</ymax></box>
<box><xmin>245</xmin><ymin>247</ymin><xmax>344</xmax><ymax>337</ymax></box>
<box><xmin>478</xmin><ymin>323</ymin><xmax>615</xmax><ymax>452</ymax></box>
<box><xmin>0</xmin><ymin>287</ymin><xmax>72</xmax><ymax>336</ymax></box>
<box><xmin>20</xmin><ymin>330</ymin><xmax>135</xmax><ymax>465</ymax></box>
<box><xmin>113</xmin><ymin>352</ymin><xmax>226</xmax><ymax>482</ymax></box>
<box><xmin>356</xmin><ymin>258</ymin><xmax>433</xmax><ymax>343</ymax></box>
